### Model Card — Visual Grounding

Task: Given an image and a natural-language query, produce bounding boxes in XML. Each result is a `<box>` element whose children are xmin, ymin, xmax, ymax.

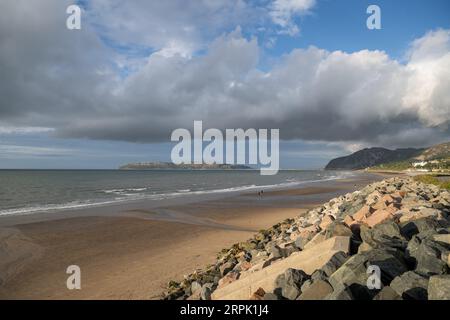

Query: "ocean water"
<box><xmin>0</xmin><ymin>170</ymin><xmax>353</xmax><ymax>216</ymax></box>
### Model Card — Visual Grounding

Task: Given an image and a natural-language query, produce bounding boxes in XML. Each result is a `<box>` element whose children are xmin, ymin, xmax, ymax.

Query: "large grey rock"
<box><xmin>190</xmin><ymin>281</ymin><xmax>202</xmax><ymax>293</ymax></box>
<box><xmin>282</xmin><ymin>283</ymin><xmax>301</xmax><ymax>300</ymax></box>
<box><xmin>268</xmin><ymin>244</ymin><xmax>283</xmax><ymax>259</ymax></box>
<box><xmin>280</xmin><ymin>268</ymin><xmax>310</xmax><ymax>300</ymax></box>
<box><xmin>201</xmin><ymin>284</ymin><xmax>212</xmax><ymax>300</ymax></box>
<box><xmin>360</xmin><ymin>222</ymin><xmax>408</xmax><ymax>251</ymax></box>
<box><xmin>300</xmin><ymin>279</ymin><xmax>313</xmax><ymax>292</ymax></box>
<box><xmin>401</xmin><ymin>217</ymin><xmax>442</xmax><ymax>239</ymax></box>
<box><xmin>321</xmin><ymin>251</ymin><xmax>349</xmax><ymax>277</ymax></box>
<box><xmin>325</xmin><ymin>222</ymin><xmax>353</xmax><ymax>238</ymax></box>
<box><xmin>406</xmin><ymin>238</ymin><xmax>450</xmax><ymax>276</ymax></box>
<box><xmin>294</xmin><ymin>234</ymin><xmax>314</xmax><ymax>250</ymax></box>
<box><xmin>285</xmin><ymin>268</ymin><xmax>310</xmax><ymax>286</ymax></box>
<box><xmin>328</xmin><ymin>249</ymin><xmax>408</xmax><ymax>300</ymax></box>
<box><xmin>428</xmin><ymin>275</ymin><xmax>450</xmax><ymax>300</ymax></box>
<box><xmin>219</xmin><ymin>261</ymin><xmax>235</xmax><ymax>276</ymax></box>
<box><xmin>263</xmin><ymin>292</ymin><xmax>279</xmax><ymax>300</ymax></box>
<box><xmin>311</xmin><ymin>269</ymin><xmax>328</xmax><ymax>282</ymax></box>
<box><xmin>390</xmin><ymin>271</ymin><xmax>429</xmax><ymax>300</ymax></box>
<box><xmin>373</xmin><ymin>286</ymin><xmax>402</xmax><ymax>300</ymax></box>
<box><xmin>325</xmin><ymin>286</ymin><xmax>354</xmax><ymax>300</ymax></box>
<box><xmin>297</xmin><ymin>280</ymin><xmax>333</xmax><ymax>300</ymax></box>
<box><xmin>340</xmin><ymin>200</ymin><xmax>365</xmax><ymax>218</ymax></box>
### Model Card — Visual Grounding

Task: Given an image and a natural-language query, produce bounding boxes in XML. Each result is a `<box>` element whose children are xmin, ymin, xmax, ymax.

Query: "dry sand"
<box><xmin>0</xmin><ymin>174</ymin><xmax>385</xmax><ymax>300</ymax></box>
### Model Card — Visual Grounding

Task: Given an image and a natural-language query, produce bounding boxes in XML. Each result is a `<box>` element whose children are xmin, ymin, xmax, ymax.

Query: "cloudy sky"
<box><xmin>0</xmin><ymin>0</ymin><xmax>449</xmax><ymax>169</ymax></box>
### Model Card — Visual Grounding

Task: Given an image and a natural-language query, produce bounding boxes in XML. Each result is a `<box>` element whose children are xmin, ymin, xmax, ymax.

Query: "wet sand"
<box><xmin>0</xmin><ymin>173</ymin><xmax>385</xmax><ymax>299</ymax></box>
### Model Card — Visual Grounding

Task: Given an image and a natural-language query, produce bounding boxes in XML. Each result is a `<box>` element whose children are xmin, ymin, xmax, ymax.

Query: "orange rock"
<box><xmin>381</xmin><ymin>194</ymin><xmax>395</xmax><ymax>204</ymax></box>
<box><xmin>319</xmin><ymin>215</ymin><xmax>335</xmax><ymax>230</ymax></box>
<box><xmin>240</xmin><ymin>261</ymin><xmax>252</xmax><ymax>272</ymax></box>
<box><xmin>295</xmin><ymin>225</ymin><xmax>320</xmax><ymax>240</ymax></box>
<box><xmin>353</xmin><ymin>206</ymin><xmax>374</xmax><ymax>222</ymax></box>
<box><xmin>391</xmin><ymin>192</ymin><xmax>404</xmax><ymax>200</ymax></box>
<box><xmin>364</xmin><ymin>210</ymin><xmax>393</xmax><ymax>227</ymax></box>
<box><xmin>249</xmin><ymin>288</ymin><xmax>265</xmax><ymax>300</ymax></box>
<box><xmin>373</xmin><ymin>200</ymin><xmax>389</xmax><ymax>210</ymax></box>
<box><xmin>386</xmin><ymin>203</ymin><xmax>401</xmax><ymax>214</ymax></box>
<box><xmin>343</xmin><ymin>215</ymin><xmax>355</xmax><ymax>227</ymax></box>
<box><xmin>218</xmin><ymin>271</ymin><xmax>240</xmax><ymax>288</ymax></box>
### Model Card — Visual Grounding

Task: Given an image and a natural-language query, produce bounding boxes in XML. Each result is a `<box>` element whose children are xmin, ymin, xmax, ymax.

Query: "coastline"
<box><xmin>0</xmin><ymin>172</ymin><xmax>387</xmax><ymax>299</ymax></box>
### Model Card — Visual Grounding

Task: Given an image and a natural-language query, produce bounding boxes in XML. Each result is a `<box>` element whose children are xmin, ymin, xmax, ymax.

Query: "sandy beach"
<box><xmin>0</xmin><ymin>173</ymin><xmax>385</xmax><ymax>300</ymax></box>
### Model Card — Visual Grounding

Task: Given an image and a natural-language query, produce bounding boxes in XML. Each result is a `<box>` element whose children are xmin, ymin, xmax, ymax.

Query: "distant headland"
<box><xmin>119</xmin><ymin>162</ymin><xmax>252</xmax><ymax>170</ymax></box>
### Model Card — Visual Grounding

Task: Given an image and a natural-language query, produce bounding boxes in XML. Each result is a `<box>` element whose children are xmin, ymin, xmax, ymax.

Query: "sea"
<box><xmin>0</xmin><ymin>169</ymin><xmax>354</xmax><ymax>217</ymax></box>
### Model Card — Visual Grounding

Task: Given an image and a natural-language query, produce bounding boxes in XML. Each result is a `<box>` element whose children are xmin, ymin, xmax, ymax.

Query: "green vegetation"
<box><xmin>370</xmin><ymin>160</ymin><xmax>412</xmax><ymax>171</ymax></box>
<box><xmin>369</xmin><ymin>157</ymin><xmax>450</xmax><ymax>172</ymax></box>
<box><xmin>413</xmin><ymin>174</ymin><xmax>450</xmax><ymax>190</ymax></box>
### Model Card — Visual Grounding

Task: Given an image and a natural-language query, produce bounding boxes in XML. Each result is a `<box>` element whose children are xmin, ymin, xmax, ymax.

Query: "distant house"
<box><xmin>412</xmin><ymin>161</ymin><xmax>428</xmax><ymax>167</ymax></box>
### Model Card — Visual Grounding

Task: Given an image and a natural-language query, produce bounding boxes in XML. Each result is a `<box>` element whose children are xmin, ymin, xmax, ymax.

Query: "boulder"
<box><xmin>279</xmin><ymin>268</ymin><xmax>310</xmax><ymax>300</ymax></box>
<box><xmin>353</xmin><ymin>206</ymin><xmax>374</xmax><ymax>222</ymax></box>
<box><xmin>303</xmin><ymin>232</ymin><xmax>327</xmax><ymax>250</ymax></box>
<box><xmin>328</xmin><ymin>249</ymin><xmax>408</xmax><ymax>299</ymax></box>
<box><xmin>186</xmin><ymin>289</ymin><xmax>201</xmax><ymax>300</ymax></box>
<box><xmin>366</xmin><ymin>191</ymin><xmax>384</xmax><ymax>206</ymax></box>
<box><xmin>201</xmin><ymin>284</ymin><xmax>213</xmax><ymax>300</ymax></box>
<box><xmin>267</xmin><ymin>244</ymin><xmax>283</xmax><ymax>259</ymax></box>
<box><xmin>373</xmin><ymin>200</ymin><xmax>389</xmax><ymax>211</ymax></box>
<box><xmin>249</xmin><ymin>288</ymin><xmax>265</xmax><ymax>300</ymax></box>
<box><xmin>390</xmin><ymin>271</ymin><xmax>429</xmax><ymax>300</ymax></box>
<box><xmin>190</xmin><ymin>281</ymin><xmax>202</xmax><ymax>293</ymax></box>
<box><xmin>320</xmin><ymin>251</ymin><xmax>349</xmax><ymax>277</ymax></box>
<box><xmin>297</xmin><ymin>280</ymin><xmax>333</xmax><ymax>300</ymax></box>
<box><xmin>211</xmin><ymin>236</ymin><xmax>350</xmax><ymax>300</ymax></box>
<box><xmin>263</xmin><ymin>292</ymin><xmax>279</xmax><ymax>300</ymax></box>
<box><xmin>320</xmin><ymin>215</ymin><xmax>335</xmax><ymax>230</ymax></box>
<box><xmin>401</xmin><ymin>217</ymin><xmax>442</xmax><ymax>239</ymax></box>
<box><xmin>219</xmin><ymin>261</ymin><xmax>235</xmax><ymax>276</ymax></box>
<box><xmin>428</xmin><ymin>275</ymin><xmax>450</xmax><ymax>300</ymax></box>
<box><xmin>373</xmin><ymin>286</ymin><xmax>402</xmax><ymax>300</ymax></box>
<box><xmin>311</xmin><ymin>269</ymin><xmax>328</xmax><ymax>282</ymax></box>
<box><xmin>364</xmin><ymin>210</ymin><xmax>394</xmax><ymax>228</ymax></box>
<box><xmin>399</xmin><ymin>208</ymin><xmax>441</xmax><ymax>224</ymax></box>
<box><xmin>360</xmin><ymin>222</ymin><xmax>408</xmax><ymax>251</ymax></box>
<box><xmin>325</xmin><ymin>286</ymin><xmax>354</xmax><ymax>300</ymax></box>
<box><xmin>406</xmin><ymin>238</ymin><xmax>449</xmax><ymax>276</ymax></box>
<box><xmin>431</xmin><ymin>234</ymin><xmax>450</xmax><ymax>245</ymax></box>
<box><xmin>357</xmin><ymin>242</ymin><xmax>373</xmax><ymax>253</ymax></box>
<box><xmin>217</xmin><ymin>271</ymin><xmax>240</xmax><ymax>288</ymax></box>
<box><xmin>324</xmin><ymin>222</ymin><xmax>353</xmax><ymax>238</ymax></box>
<box><xmin>343</xmin><ymin>215</ymin><xmax>355</xmax><ymax>228</ymax></box>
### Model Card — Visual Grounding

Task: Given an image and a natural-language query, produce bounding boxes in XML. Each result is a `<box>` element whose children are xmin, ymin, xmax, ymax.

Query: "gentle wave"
<box><xmin>0</xmin><ymin>172</ymin><xmax>352</xmax><ymax>217</ymax></box>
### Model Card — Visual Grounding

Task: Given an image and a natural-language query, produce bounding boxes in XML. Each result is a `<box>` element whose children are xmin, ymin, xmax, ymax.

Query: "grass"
<box><xmin>413</xmin><ymin>174</ymin><xmax>450</xmax><ymax>190</ymax></box>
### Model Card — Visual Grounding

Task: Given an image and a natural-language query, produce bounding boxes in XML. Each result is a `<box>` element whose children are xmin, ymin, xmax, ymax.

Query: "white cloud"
<box><xmin>402</xmin><ymin>29</ymin><xmax>450</xmax><ymax>127</ymax></box>
<box><xmin>270</xmin><ymin>0</ymin><xmax>316</xmax><ymax>35</ymax></box>
<box><xmin>0</xmin><ymin>145</ymin><xmax>74</xmax><ymax>158</ymax></box>
<box><xmin>0</xmin><ymin>1</ymin><xmax>449</xmax><ymax>151</ymax></box>
<box><xmin>0</xmin><ymin>126</ymin><xmax>54</xmax><ymax>135</ymax></box>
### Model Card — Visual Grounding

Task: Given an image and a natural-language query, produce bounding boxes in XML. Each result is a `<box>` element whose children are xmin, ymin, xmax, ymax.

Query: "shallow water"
<box><xmin>0</xmin><ymin>169</ymin><xmax>354</xmax><ymax>216</ymax></box>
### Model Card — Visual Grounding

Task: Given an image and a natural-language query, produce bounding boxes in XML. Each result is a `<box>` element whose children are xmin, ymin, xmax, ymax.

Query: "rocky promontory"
<box><xmin>163</xmin><ymin>177</ymin><xmax>450</xmax><ymax>300</ymax></box>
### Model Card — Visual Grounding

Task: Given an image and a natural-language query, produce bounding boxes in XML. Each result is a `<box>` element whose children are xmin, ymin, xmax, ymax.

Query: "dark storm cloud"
<box><xmin>0</xmin><ymin>1</ymin><xmax>449</xmax><ymax>150</ymax></box>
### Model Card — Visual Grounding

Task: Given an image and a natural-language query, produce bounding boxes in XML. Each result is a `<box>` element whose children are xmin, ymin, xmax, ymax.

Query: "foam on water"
<box><xmin>0</xmin><ymin>170</ymin><xmax>354</xmax><ymax>217</ymax></box>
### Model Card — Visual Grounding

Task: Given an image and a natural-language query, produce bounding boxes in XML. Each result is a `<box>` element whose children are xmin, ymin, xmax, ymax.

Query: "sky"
<box><xmin>0</xmin><ymin>0</ymin><xmax>449</xmax><ymax>169</ymax></box>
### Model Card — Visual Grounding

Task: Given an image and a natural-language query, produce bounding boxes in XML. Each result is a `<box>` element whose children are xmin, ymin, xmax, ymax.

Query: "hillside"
<box><xmin>415</xmin><ymin>142</ymin><xmax>450</xmax><ymax>161</ymax></box>
<box><xmin>325</xmin><ymin>147</ymin><xmax>423</xmax><ymax>170</ymax></box>
<box><xmin>325</xmin><ymin>142</ymin><xmax>450</xmax><ymax>171</ymax></box>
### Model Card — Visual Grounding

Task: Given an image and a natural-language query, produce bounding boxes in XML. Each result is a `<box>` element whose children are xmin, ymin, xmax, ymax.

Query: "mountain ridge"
<box><xmin>325</xmin><ymin>142</ymin><xmax>450</xmax><ymax>170</ymax></box>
